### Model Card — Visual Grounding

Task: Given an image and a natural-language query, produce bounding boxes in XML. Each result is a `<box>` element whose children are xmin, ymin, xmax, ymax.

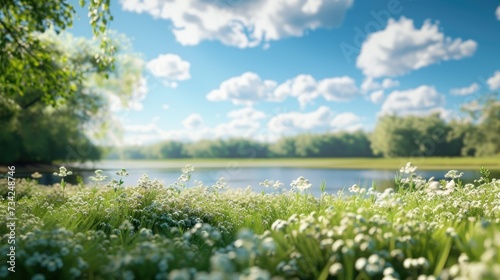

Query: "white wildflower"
<box><xmin>181</xmin><ymin>164</ymin><xmax>194</xmax><ymax>174</ymax></box>
<box><xmin>53</xmin><ymin>166</ymin><xmax>72</xmax><ymax>177</ymax></box>
<box><xmin>444</xmin><ymin>170</ymin><xmax>463</xmax><ymax>179</ymax></box>
<box><xmin>290</xmin><ymin>176</ymin><xmax>312</xmax><ymax>191</ymax></box>
<box><xmin>273</xmin><ymin>180</ymin><xmax>284</xmax><ymax>189</ymax></box>
<box><xmin>400</xmin><ymin>162</ymin><xmax>417</xmax><ymax>174</ymax></box>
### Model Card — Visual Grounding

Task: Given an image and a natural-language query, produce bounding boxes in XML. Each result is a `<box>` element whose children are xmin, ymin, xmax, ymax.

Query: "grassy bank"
<box><xmin>1</xmin><ymin>163</ymin><xmax>500</xmax><ymax>279</ymax></box>
<box><xmin>2</xmin><ymin>157</ymin><xmax>499</xmax><ymax>175</ymax></box>
<box><xmin>91</xmin><ymin>157</ymin><xmax>500</xmax><ymax>171</ymax></box>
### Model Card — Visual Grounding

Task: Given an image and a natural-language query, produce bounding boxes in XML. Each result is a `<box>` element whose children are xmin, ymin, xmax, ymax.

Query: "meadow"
<box><xmin>1</xmin><ymin>163</ymin><xmax>500</xmax><ymax>279</ymax></box>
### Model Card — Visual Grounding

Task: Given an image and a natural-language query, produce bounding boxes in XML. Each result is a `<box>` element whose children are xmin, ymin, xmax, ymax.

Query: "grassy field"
<box><xmin>2</xmin><ymin>157</ymin><xmax>499</xmax><ymax>174</ymax></box>
<box><xmin>92</xmin><ymin>157</ymin><xmax>500</xmax><ymax>171</ymax></box>
<box><xmin>1</xmin><ymin>163</ymin><xmax>500</xmax><ymax>279</ymax></box>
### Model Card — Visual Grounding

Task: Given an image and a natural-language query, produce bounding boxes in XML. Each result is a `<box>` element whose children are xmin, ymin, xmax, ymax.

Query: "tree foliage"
<box><xmin>0</xmin><ymin>0</ymin><xmax>147</xmax><ymax>164</ymax></box>
<box><xmin>370</xmin><ymin>114</ymin><xmax>462</xmax><ymax>157</ymax></box>
<box><xmin>457</xmin><ymin>94</ymin><xmax>500</xmax><ymax>156</ymax></box>
<box><xmin>112</xmin><ymin>131</ymin><xmax>374</xmax><ymax>159</ymax></box>
<box><xmin>0</xmin><ymin>29</ymin><xmax>144</xmax><ymax>164</ymax></box>
<box><xmin>0</xmin><ymin>0</ymin><xmax>114</xmax><ymax>110</ymax></box>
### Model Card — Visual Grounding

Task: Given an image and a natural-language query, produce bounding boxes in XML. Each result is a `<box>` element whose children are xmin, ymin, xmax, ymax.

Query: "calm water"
<box><xmin>20</xmin><ymin>161</ymin><xmax>490</xmax><ymax>197</ymax></box>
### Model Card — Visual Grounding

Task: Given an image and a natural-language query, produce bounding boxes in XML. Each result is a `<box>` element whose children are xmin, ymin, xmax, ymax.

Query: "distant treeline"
<box><xmin>105</xmin><ymin>104</ymin><xmax>500</xmax><ymax>159</ymax></box>
<box><xmin>105</xmin><ymin>131</ymin><xmax>374</xmax><ymax>159</ymax></box>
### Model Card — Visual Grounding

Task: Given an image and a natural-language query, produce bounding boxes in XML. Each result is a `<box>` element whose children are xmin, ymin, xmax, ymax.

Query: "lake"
<box><xmin>21</xmin><ymin>161</ymin><xmax>490</xmax><ymax>197</ymax></box>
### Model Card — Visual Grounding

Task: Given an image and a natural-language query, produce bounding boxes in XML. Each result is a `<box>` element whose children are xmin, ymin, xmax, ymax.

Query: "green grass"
<box><xmin>1</xmin><ymin>164</ymin><xmax>500</xmax><ymax>279</ymax></box>
<box><xmin>95</xmin><ymin>156</ymin><xmax>500</xmax><ymax>171</ymax></box>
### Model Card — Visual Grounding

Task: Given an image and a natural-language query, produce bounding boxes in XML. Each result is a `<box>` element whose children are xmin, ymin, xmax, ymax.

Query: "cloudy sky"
<box><xmin>70</xmin><ymin>0</ymin><xmax>500</xmax><ymax>145</ymax></box>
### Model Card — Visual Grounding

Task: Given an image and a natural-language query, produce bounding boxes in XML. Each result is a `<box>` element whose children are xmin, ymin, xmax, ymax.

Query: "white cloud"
<box><xmin>120</xmin><ymin>0</ymin><xmax>353</xmax><ymax>48</ymax></box>
<box><xmin>318</xmin><ymin>76</ymin><xmax>359</xmax><ymax>102</ymax></box>
<box><xmin>361</xmin><ymin>77</ymin><xmax>399</xmax><ymax>93</ymax></box>
<box><xmin>381</xmin><ymin>78</ymin><xmax>400</xmax><ymax>89</ymax></box>
<box><xmin>496</xmin><ymin>5</ymin><xmax>500</xmax><ymax>20</ymax></box>
<box><xmin>213</xmin><ymin>119</ymin><xmax>262</xmax><ymax>139</ymax></box>
<box><xmin>208</xmin><ymin>72</ymin><xmax>359</xmax><ymax>107</ymax></box>
<box><xmin>450</xmin><ymin>83</ymin><xmax>479</xmax><ymax>96</ymax></box>
<box><xmin>357</xmin><ymin>17</ymin><xmax>477</xmax><ymax>78</ymax></box>
<box><xmin>146</xmin><ymin>54</ymin><xmax>191</xmax><ymax>87</ymax></box>
<box><xmin>268</xmin><ymin>106</ymin><xmax>363</xmax><ymax>134</ymax></box>
<box><xmin>487</xmin><ymin>71</ymin><xmax>500</xmax><ymax>91</ymax></box>
<box><xmin>122</xmin><ymin>108</ymin><xmax>267</xmax><ymax>144</ymax></box>
<box><xmin>381</xmin><ymin>85</ymin><xmax>446</xmax><ymax>115</ymax></box>
<box><xmin>274</xmin><ymin>74</ymin><xmax>319</xmax><ymax>107</ymax></box>
<box><xmin>207</xmin><ymin>72</ymin><xmax>278</xmax><ymax>106</ymax></box>
<box><xmin>227</xmin><ymin>107</ymin><xmax>266</xmax><ymax>120</ymax></box>
<box><xmin>162</xmin><ymin>104</ymin><xmax>170</xmax><ymax>110</ymax></box>
<box><xmin>268</xmin><ymin>106</ymin><xmax>334</xmax><ymax>133</ymax></box>
<box><xmin>276</xmin><ymin>75</ymin><xmax>359</xmax><ymax>106</ymax></box>
<box><xmin>370</xmin><ymin>90</ymin><xmax>385</xmax><ymax>104</ymax></box>
<box><xmin>120</xmin><ymin>105</ymin><xmax>364</xmax><ymax>144</ymax></box>
<box><xmin>330</xmin><ymin>112</ymin><xmax>362</xmax><ymax>132</ymax></box>
<box><xmin>182</xmin><ymin>114</ymin><xmax>204</xmax><ymax>129</ymax></box>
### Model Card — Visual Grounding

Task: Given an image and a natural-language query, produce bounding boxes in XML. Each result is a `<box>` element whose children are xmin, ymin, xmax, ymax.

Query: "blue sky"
<box><xmin>69</xmin><ymin>0</ymin><xmax>500</xmax><ymax>145</ymax></box>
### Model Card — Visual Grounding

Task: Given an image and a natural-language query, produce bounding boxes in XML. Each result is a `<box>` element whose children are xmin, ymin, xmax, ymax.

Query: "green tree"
<box><xmin>293</xmin><ymin>134</ymin><xmax>320</xmax><ymax>157</ymax></box>
<box><xmin>458</xmin><ymin>94</ymin><xmax>500</xmax><ymax>156</ymax></box>
<box><xmin>1</xmin><ymin>0</ymin><xmax>114</xmax><ymax>109</ymax></box>
<box><xmin>371</xmin><ymin>114</ymin><xmax>461</xmax><ymax>158</ymax></box>
<box><xmin>0</xmin><ymin>30</ymin><xmax>144</xmax><ymax>164</ymax></box>
<box><xmin>149</xmin><ymin>141</ymin><xmax>188</xmax><ymax>159</ymax></box>
<box><xmin>269</xmin><ymin>137</ymin><xmax>296</xmax><ymax>157</ymax></box>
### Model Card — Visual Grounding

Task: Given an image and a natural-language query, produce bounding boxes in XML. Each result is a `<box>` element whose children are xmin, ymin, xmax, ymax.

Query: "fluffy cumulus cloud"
<box><xmin>274</xmin><ymin>75</ymin><xmax>319</xmax><ymax>107</ymax></box>
<box><xmin>120</xmin><ymin>0</ymin><xmax>353</xmax><ymax>48</ymax></box>
<box><xmin>182</xmin><ymin>114</ymin><xmax>204</xmax><ymax>129</ymax></box>
<box><xmin>268</xmin><ymin>106</ymin><xmax>334</xmax><ymax>133</ymax></box>
<box><xmin>214</xmin><ymin>107</ymin><xmax>267</xmax><ymax>138</ymax></box>
<box><xmin>207</xmin><ymin>72</ymin><xmax>278</xmax><ymax>105</ymax></box>
<box><xmin>381</xmin><ymin>85</ymin><xmax>446</xmax><ymax>116</ymax></box>
<box><xmin>487</xmin><ymin>71</ymin><xmax>500</xmax><ymax>91</ymax></box>
<box><xmin>146</xmin><ymin>54</ymin><xmax>191</xmax><ymax>88</ymax></box>
<box><xmin>317</xmin><ymin>76</ymin><xmax>359</xmax><ymax>102</ymax></box>
<box><xmin>268</xmin><ymin>106</ymin><xmax>362</xmax><ymax>134</ymax></box>
<box><xmin>208</xmin><ymin>72</ymin><xmax>359</xmax><ymax>107</ymax></box>
<box><xmin>361</xmin><ymin>77</ymin><xmax>399</xmax><ymax>93</ymax></box>
<box><xmin>357</xmin><ymin>17</ymin><xmax>477</xmax><ymax>78</ymax></box>
<box><xmin>275</xmin><ymin>75</ymin><xmax>359</xmax><ymax>107</ymax></box>
<box><xmin>450</xmin><ymin>83</ymin><xmax>479</xmax><ymax>96</ymax></box>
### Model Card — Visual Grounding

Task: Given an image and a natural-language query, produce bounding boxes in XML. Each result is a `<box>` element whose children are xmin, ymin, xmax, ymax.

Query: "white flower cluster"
<box><xmin>53</xmin><ymin>166</ymin><xmax>72</xmax><ymax>177</ymax></box>
<box><xmin>259</xmin><ymin>179</ymin><xmax>284</xmax><ymax>189</ymax></box>
<box><xmin>290</xmin><ymin>176</ymin><xmax>312</xmax><ymax>191</ymax></box>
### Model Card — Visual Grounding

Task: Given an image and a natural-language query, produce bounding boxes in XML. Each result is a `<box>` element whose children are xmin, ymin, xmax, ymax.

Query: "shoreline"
<box><xmin>2</xmin><ymin>157</ymin><xmax>499</xmax><ymax>174</ymax></box>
